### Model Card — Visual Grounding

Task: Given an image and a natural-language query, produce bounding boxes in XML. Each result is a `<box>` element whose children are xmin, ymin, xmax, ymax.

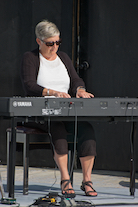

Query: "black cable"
<box><xmin>68</xmin><ymin>102</ymin><xmax>78</xmax><ymax>181</ymax></box>
<box><xmin>127</xmin><ymin>102</ymin><xmax>135</xmax><ymax>197</ymax></box>
<box><xmin>125</xmin><ymin>103</ymin><xmax>134</xmax><ymax>170</ymax></box>
<box><xmin>124</xmin><ymin>101</ymin><xmax>137</xmax><ymax>198</ymax></box>
<box><xmin>94</xmin><ymin>202</ymin><xmax>138</xmax><ymax>206</ymax></box>
<box><xmin>45</xmin><ymin>100</ymin><xmax>58</xmax><ymax>194</ymax></box>
<box><xmin>128</xmin><ymin>103</ymin><xmax>134</xmax><ymax>157</ymax></box>
<box><xmin>45</xmin><ymin>99</ymin><xmax>78</xmax><ymax>197</ymax></box>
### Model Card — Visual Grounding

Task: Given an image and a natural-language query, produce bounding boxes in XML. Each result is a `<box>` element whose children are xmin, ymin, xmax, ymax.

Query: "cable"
<box><xmin>126</xmin><ymin>102</ymin><xmax>136</xmax><ymax>197</ymax></box>
<box><xmin>45</xmin><ymin>100</ymin><xmax>58</xmax><ymax>194</ymax></box>
<box><xmin>45</xmin><ymin>100</ymin><xmax>80</xmax><ymax>199</ymax></box>
<box><xmin>68</xmin><ymin>102</ymin><xmax>78</xmax><ymax>181</ymax></box>
<box><xmin>94</xmin><ymin>202</ymin><xmax>138</xmax><ymax>206</ymax></box>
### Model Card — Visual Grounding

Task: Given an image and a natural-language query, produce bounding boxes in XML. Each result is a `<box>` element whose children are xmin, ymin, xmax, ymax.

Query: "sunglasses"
<box><xmin>40</xmin><ymin>39</ymin><xmax>61</xmax><ymax>47</ymax></box>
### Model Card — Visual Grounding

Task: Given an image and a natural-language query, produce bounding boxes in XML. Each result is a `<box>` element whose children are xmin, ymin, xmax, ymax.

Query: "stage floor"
<box><xmin>0</xmin><ymin>165</ymin><xmax>138</xmax><ymax>207</ymax></box>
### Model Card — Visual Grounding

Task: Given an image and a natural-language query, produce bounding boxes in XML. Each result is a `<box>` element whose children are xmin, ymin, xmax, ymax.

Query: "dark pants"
<box><xmin>23</xmin><ymin>121</ymin><xmax>96</xmax><ymax>157</ymax></box>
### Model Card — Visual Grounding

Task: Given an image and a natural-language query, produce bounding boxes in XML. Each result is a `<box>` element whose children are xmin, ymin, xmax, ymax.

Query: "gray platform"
<box><xmin>0</xmin><ymin>165</ymin><xmax>138</xmax><ymax>207</ymax></box>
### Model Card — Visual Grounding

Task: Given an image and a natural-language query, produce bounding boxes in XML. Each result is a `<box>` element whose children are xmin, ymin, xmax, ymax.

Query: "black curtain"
<box><xmin>79</xmin><ymin>0</ymin><xmax>138</xmax><ymax>171</ymax></box>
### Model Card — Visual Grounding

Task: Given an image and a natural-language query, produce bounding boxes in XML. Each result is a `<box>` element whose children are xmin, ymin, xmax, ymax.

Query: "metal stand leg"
<box><xmin>6</xmin><ymin>131</ymin><xmax>10</xmax><ymax>192</ymax></box>
<box><xmin>23</xmin><ymin>137</ymin><xmax>29</xmax><ymax>195</ymax></box>
<box><xmin>8</xmin><ymin>117</ymin><xmax>17</xmax><ymax>198</ymax></box>
<box><xmin>130</xmin><ymin>121</ymin><xmax>136</xmax><ymax>196</ymax></box>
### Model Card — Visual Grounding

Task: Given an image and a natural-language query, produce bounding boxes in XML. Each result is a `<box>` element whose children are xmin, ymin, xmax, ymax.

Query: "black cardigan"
<box><xmin>21</xmin><ymin>48</ymin><xmax>85</xmax><ymax>97</ymax></box>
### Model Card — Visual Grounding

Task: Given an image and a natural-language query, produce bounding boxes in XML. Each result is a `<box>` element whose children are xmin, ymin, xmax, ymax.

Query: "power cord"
<box><xmin>46</xmin><ymin>100</ymin><xmax>58</xmax><ymax>195</ymax></box>
<box><xmin>68</xmin><ymin>101</ymin><xmax>78</xmax><ymax>181</ymax></box>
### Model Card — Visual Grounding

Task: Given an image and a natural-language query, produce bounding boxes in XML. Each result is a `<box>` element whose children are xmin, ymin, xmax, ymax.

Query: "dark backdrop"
<box><xmin>79</xmin><ymin>0</ymin><xmax>138</xmax><ymax>171</ymax></box>
<box><xmin>0</xmin><ymin>0</ymin><xmax>138</xmax><ymax>172</ymax></box>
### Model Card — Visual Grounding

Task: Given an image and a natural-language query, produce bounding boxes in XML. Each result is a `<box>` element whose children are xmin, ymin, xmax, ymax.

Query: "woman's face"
<box><xmin>36</xmin><ymin>35</ymin><xmax>60</xmax><ymax>60</ymax></box>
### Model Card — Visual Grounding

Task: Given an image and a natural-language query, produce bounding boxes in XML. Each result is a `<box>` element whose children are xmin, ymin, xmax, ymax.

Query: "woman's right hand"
<box><xmin>42</xmin><ymin>88</ymin><xmax>71</xmax><ymax>98</ymax></box>
<box><xmin>54</xmin><ymin>91</ymin><xmax>71</xmax><ymax>98</ymax></box>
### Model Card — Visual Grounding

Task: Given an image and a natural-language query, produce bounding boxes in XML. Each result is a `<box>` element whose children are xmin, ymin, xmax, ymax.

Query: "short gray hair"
<box><xmin>35</xmin><ymin>20</ymin><xmax>60</xmax><ymax>40</ymax></box>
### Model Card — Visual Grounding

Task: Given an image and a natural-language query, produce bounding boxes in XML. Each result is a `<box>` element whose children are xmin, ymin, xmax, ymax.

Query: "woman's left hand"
<box><xmin>76</xmin><ymin>89</ymin><xmax>94</xmax><ymax>98</ymax></box>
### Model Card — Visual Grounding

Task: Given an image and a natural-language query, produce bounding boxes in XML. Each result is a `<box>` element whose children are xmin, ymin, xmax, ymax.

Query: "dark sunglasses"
<box><xmin>40</xmin><ymin>39</ymin><xmax>61</xmax><ymax>47</ymax></box>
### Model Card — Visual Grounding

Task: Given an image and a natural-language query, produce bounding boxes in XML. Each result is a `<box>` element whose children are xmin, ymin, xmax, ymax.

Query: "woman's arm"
<box><xmin>21</xmin><ymin>50</ymin><xmax>44</xmax><ymax>96</ymax></box>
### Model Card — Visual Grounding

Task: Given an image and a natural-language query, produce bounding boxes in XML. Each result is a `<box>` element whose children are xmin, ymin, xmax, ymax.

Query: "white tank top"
<box><xmin>37</xmin><ymin>53</ymin><xmax>70</xmax><ymax>94</ymax></box>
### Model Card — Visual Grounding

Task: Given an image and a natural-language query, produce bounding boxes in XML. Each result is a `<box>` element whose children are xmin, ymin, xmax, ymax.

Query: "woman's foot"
<box><xmin>61</xmin><ymin>179</ymin><xmax>76</xmax><ymax>198</ymax></box>
<box><xmin>80</xmin><ymin>181</ymin><xmax>97</xmax><ymax>197</ymax></box>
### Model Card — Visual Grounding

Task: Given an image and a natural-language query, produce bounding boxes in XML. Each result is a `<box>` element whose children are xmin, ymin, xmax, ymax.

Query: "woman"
<box><xmin>21</xmin><ymin>20</ymin><xmax>97</xmax><ymax>197</ymax></box>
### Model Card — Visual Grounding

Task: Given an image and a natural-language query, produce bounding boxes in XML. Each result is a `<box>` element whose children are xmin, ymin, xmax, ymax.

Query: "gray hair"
<box><xmin>35</xmin><ymin>20</ymin><xmax>60</xmax><ymax>40</ymax></box>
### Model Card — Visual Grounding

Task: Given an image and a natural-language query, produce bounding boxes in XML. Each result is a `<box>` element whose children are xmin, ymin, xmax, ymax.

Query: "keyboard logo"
<box><xmin>13</xmin><ymin>101</ymin><xmax>32</xmax><ymax>107</ymax></box>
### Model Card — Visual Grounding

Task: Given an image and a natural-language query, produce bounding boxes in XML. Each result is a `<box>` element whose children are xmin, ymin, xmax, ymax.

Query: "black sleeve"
<box><xmin>21</xmin><ymin>50</ymin><xmax>44</xmax><ymax>96</ymax></box>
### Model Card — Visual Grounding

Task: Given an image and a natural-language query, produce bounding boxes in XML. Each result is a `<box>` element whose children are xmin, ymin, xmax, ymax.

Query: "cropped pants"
<box><xmin>23</xmin><ymin>121</ymin><xmax>96</xmax><ymax>158</ymax></box>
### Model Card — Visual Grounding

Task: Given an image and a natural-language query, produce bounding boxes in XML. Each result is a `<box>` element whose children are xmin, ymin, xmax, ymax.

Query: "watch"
<box><xmin>77</xmin><ymin>86</ymin><xmax>86</xmax><ymax>92</ymax></box>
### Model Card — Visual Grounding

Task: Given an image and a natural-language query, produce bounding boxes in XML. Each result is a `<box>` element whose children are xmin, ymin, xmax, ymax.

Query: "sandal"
<box><xmin>80</xmin><ymin>181</ymin><xmax>97</xmax><ymax>197</ymax></box>
<box><xmin>61</xmin><ymin>179</ymin><xmax>76</xmax><ymax>198</ymax></box>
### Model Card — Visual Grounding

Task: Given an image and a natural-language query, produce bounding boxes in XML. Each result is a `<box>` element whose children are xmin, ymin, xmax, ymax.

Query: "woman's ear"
<box><xmin>36</xmin><ymin>38</ymin><xmax>41</xmax><ymax>45</ymax></box>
